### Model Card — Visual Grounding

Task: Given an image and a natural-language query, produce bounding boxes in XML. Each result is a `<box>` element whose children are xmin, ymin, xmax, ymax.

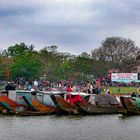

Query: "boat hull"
<box><xmin>50</xmin><ymin>95</ymin><xmax>79</xmax><ymax>115</ymax></box>
<box><xmin>76</xmin><ymin>94</ymin><xmax>125</xmax><ymax>115</ymax></box>
<box><xmin>120</xmin><ymin>96</ymin><xmax>140</xmax><ymax>115</ymax></box>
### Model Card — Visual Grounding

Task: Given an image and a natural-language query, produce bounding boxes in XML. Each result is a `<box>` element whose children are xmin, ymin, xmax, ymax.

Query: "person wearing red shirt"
<box><xmin>67</xmin><ymin>85</ymin><xmax>72</xmax><ymax>92</ymax></box>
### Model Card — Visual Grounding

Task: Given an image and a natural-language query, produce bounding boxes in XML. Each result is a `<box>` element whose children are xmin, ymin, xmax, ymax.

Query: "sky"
<box><xmin>0</xmin><ymin>0</ymin><xmax>140</xmax><ymax>55</ymax></box>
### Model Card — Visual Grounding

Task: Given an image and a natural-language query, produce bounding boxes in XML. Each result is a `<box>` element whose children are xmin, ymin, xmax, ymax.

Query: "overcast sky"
<box><xmin>0</xmin><ymin>0</ymin><xmax>139</xmax><ymax>55</ymax></box>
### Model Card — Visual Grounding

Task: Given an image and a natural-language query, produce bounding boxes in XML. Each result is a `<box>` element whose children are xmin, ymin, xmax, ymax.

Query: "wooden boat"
<box><xmin>120</xmin><ymin>96</ymin><xmax>140</xmax><ymax>115</ymax></box>
<box><xmin>0</xmin><ymin>95</ymin><xmax>27</xmax><ymax>114</ymax></box>
<box><xmin>0</xmin><ymin>105</ymin><xmax>5</xmax><ymax>112</ymax></box>
<box><xmin>35</xmin><ymin>90</ymin><xmax>65</xmax><ymax>107</ymax></box>
<box><xmin>0</xmin><ymin>91</ymin><xmax>56</xmax><ymax>116</ymax></box>
<box><xmin>13</xmin><ymin>90</ymin><xmax>56</xmax><ymax>113</ymax></box>
<box><xmin>50</xmin><ymin>92</ymin><xmax>89</xmax><ymax>115</ymax></box>
<box><xmin>0</xmin><ymin>92</ymin><xmax>6</xmax><ymax>112</ymax></box>
<box><xmin>50</xmin><ymin>95</ymin><xmax>79</xmax><ymax>115</ymax></box>
<box><xmin>16</xmin><ymin>110</ymin><xmax>55</xmax><ymax>116</ymax></box>
<box><xmin>18</xmin><ymin>90</ymin><xmax>67</xmax><ymax>116</ymax></box>
<box><xmin>22</xmin><ymin>95</ymin><xmax>56</xmax><ymax>115</ymax></box>
<box><xmin>75</xmin><ymin>94</ymin><xmax>126</xmax><ymax>115</ymax></box>
<box><xmin>22</xmin><ymin>95</ymin><xmax>37</xmax><ymax>111</ymax></box>
<box><xmin>5</xmin><ymin>89</ymin><xmax>65</xmax><ymax>107</ymax></box>
<box><xmin>3</xmin><ymin>90</ymin><xmax>33</xmax><ymax>108</ymax></box>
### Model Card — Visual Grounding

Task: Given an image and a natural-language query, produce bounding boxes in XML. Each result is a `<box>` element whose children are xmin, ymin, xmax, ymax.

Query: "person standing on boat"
<box><xmin>27</xmin><ymin>81</ymin><xmax>33</xmax><ymax>90</ymax></box>
<box><xmin>96</xmin><ymin>78</ymin><xmax>102</xmax><ymax>94</ymax></box>
<box><xmin>33</xmin><ymin>80</ymin><xmax>38</xmax><ymax>90</ymax></box>
<box><xmin>67</xmin><ymin>85</ymin><xmax>73</xmax><ymax>92</ymax></box>
<box><xmin>91</xmin><ymin>82</ymin><xmax>96</xmax><ymax>94</ymax></box>
<box><xmin>5</xmin><ymin>81</ymin><xmax>16</xmax><ymax>91</ymax></box>
<box><xmin>87</xmin><ymin>81</ymin><xmax>92</xmax><ymax>94</ymax></box>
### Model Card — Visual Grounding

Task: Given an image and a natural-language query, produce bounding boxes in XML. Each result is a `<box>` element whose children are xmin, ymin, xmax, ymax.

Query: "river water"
<box><xmin>0</xmin><ymin>114</ymin><xmax>140</xmax><ymax>140</ymax></box>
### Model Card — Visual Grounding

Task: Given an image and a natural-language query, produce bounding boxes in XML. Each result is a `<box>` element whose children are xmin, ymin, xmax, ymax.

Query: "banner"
<box><xmin>111</xmin><ymin>73</ymin><xmax>140</xmax><ymax>82</ymax></box>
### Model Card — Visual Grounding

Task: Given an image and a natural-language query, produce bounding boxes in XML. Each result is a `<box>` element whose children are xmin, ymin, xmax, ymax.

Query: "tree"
<box><xmin>92</xmin><ymin>60</ymin><xmax>112</xmax><ymax>78</ymax></box>
<box><xmin>4</xmin><ymin>42</ymin><xmax>35</xmax><ymax>57</ymax></box>
<box><xmin>45</xmin><ymin>45</ymin><xmax>58</xmax><ymax>54</ymax></box>
<box><xmin>74</xmin><ymin>55</ymin><xmax>92</xmax><ymax>74</ymax></box>
<box><xmin>39</xmin><ymin>46</ymin><xmax>65</xmax><ymax>81</ymax></box>
<box><xmin>80</xmin><ymin>52</ymin><xmax>91</xmax><ymax>58</ymax></box>
<box><xmin>10</xmin><ymin>52</ymin><xmax>43</xmax><ymax>80</ymax></box>
<box><xmin>92</xmin><ymin>37</ymin><xmax>140</xmax><ymax>69</ymax></box>
<box><xmin>0</xmin><ymin>56</ymin><xmax>13</xmax><ymax>80</ymax></box>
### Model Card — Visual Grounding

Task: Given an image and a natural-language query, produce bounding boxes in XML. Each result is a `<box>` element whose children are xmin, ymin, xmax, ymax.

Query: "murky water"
<box><xmin>0</xmin><ymin>114</ymin><xmax>140</xmax><ymax>140</ymax></box>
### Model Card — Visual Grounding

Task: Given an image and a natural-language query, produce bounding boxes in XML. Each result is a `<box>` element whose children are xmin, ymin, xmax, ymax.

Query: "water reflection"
<box><xmin>0</xmin><ymin>114</ymin><xmax>140</xmax><ymax>140</ymax></box>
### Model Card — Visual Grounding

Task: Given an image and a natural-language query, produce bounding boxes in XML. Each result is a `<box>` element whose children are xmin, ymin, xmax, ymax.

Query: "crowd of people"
<box><xmin>0</xmin><ymin>77</ymin><xmax>112</xmax><ymax>95</ymax></box>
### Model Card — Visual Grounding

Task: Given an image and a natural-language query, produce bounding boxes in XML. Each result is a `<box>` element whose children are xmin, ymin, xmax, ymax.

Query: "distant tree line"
<box><xmin>0</xmin><ymin>36</ymin><xmax>139</xmax><ymax>82</ymax></box>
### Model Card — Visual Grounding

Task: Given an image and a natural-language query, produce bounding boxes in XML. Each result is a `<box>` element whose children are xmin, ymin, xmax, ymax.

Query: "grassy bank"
<box><xmin>104</xmin><ymin>86</ymin><xmax>139</xmax><ymax>95</ymax></box>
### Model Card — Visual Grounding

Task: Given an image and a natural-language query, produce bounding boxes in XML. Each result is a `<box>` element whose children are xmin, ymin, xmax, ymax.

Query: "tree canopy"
<box><xmin>0</xmin><ymin>37</ymin><xmax>139</xmax><ymax>81</ymax></box>
<box><xmin>10</xmin><ymin>52</ymin><xmax>43</xmax><ymax>80</ymax></box>
<box><xmin>92</xmin><ymin>37</ymin><xmax>140</xmax><ymax>69</ymax></box>
<box><xmin>3</xmin><ymin>42</ymin><xmax>35</xmax><ymax>57</ymax></box>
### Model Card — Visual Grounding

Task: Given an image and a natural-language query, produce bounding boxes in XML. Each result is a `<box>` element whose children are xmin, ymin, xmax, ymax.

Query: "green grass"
<box><xmin>103</xmin><ymin>86</ymin><xmax>139</xmax><ymax>95</ymax></box>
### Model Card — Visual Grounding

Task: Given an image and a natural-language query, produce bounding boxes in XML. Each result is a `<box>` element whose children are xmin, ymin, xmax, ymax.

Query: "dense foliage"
<box><xmin>10</xmin><ymin>52</ymin><xmax>43</xmax><ymax>80</ymax></box>
<box><xmin>0</xmin><ymin>36</ymin><xmax>139</xmax><ymax>81</ymax></box>
<box><xmin>92</xmin><ymin>37</ymin><xmax>140</xmax><ymax>70</ymax></box>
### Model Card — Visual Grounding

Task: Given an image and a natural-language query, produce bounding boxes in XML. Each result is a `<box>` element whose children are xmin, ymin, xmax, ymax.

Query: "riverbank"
<box><xmin>108</xmin><ymin>86</ymin><xmax>139</xmax><ymax>94</ymax></box>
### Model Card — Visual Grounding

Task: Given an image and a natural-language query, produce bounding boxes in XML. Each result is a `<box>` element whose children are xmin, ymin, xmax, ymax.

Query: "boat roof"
<box><xmin>37</xmin><ymin>90</ymin><xmax>67</xmax><ymax>95</ymax></box>
<box><xmin>69</xmin><ymin>92</ymin><xmax>89</xmax><ymax>96</ymax></box>
<box><xmin>16</xmin><ymin>90</ymin><xmax>36</xmax><ymax>93</ymax></box>
<box><xmin>15</xmin><ymin>90</ymin><xmax>89</xmax><ymax>96</ymax></box>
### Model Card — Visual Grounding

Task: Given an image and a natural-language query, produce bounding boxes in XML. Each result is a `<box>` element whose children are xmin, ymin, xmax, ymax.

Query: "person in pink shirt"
<box><xmin>96</xmin><ymin>78</ymin><xmax>101</xmax><ymax>94</ymax></box>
